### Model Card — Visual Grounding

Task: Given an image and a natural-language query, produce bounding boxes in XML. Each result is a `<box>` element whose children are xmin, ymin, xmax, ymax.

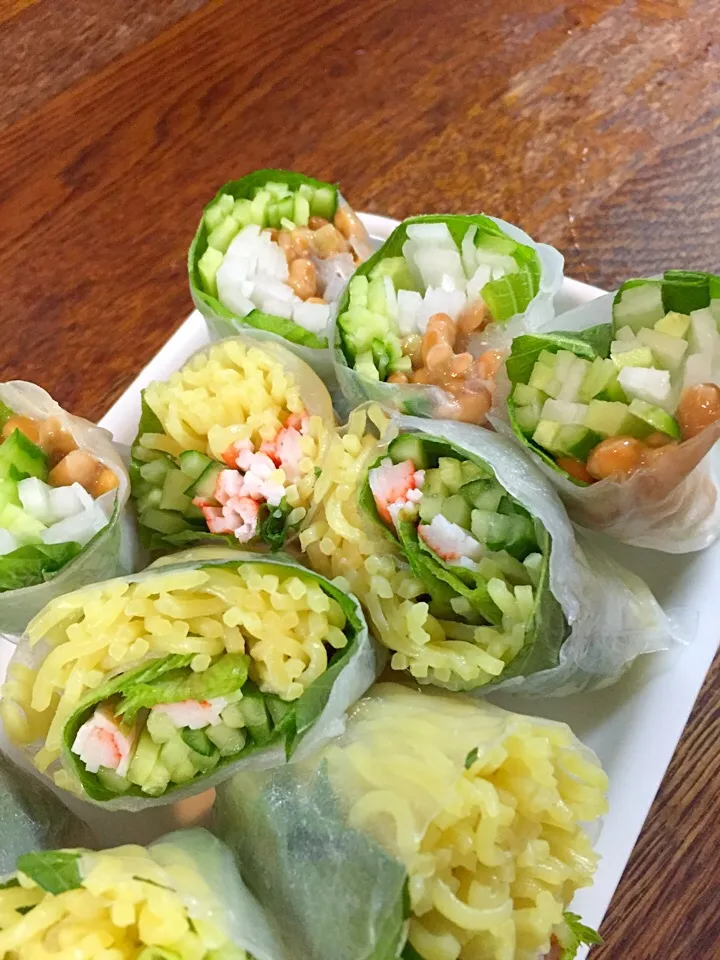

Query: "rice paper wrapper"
<box><xmin>0</xmin><ymin>382</ymin><xmax>130</xmax><ymax>639</ymax></box>
<box><xmin>2</xmin><ymin>548</ymin><xmax>379</xmax><ymax>810</ymax></box>
<box><xmin>331</xmin><ymin>214</ymin><xmax>564</xmax><ymax>421</ymax></box>
<box><xmin>0</xmin><ymin>751</ymin><xmax>90</xmax><ymax>875</ymax></box>
<box><xmin>214</xmin><ymin>683</ymin><xmax>608</xmax><ymax>960</ymax></box>
<box><xmin>0</xmin><ymin>827</ymin><xmax>285</xmax><ymax>960</ymax></box>
<box><xmin>392</xmin><ymin>415</ymin><xmax>673</xmax><ymax>696</ymax></box>
<box><xmin>494</xmin><ymin>293</ymin><xmax>720</xmax><ymax>552</ymax></box>
<box><xmin>189</xmin><ymin>170</ymin><xmax>372</xmax><ymax>387</ymax></box>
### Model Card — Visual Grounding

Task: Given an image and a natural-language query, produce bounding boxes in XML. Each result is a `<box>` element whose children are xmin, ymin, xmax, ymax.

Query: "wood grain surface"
<box><xmin>0</xmin><ymin>0</ymin><xmax>718</xmax><ymax>955</ymax></box>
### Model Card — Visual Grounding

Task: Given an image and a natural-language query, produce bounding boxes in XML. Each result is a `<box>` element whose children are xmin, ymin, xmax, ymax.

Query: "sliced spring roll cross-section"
<box><xmin>300</xmin><ymin>406</ymin><xmax>671</xmax><ymax>694</ymax></box>
<box><xmin>333</xmin><ymin>215</ymin><xmax>563</xmax><ymax>422</ymax></box>
<box><xmin>215</xmin><ymin>683</ymin><xmax>607</xmax><ymax>960</ymax></box>
<box><xmin>503</xmin><ymin>270</ymin><xmax>720</xmax><ymax>550</ymax></box>
<box><xmin>190</xmin><ymin>169</ymin><xmax>372</xmax><ymax>372</ymax></box>
<box><xmin>0</xmin><ymin>382</ymin><xmax>129</xmax><ymax>636</ymax></box>
<box><xmin>0</xmin><ymin>828</ymin><xmax>284</xmax><ymax>960</ymax></box>
<box><xmin>0</xmin><ymin>549</ymin><xmax>372</xmax><ymax>807</ymax></box>
<box><xmin>131</xmin><ymin>338</ymin><xmax>336</xmax><ymax>552</ymax></box>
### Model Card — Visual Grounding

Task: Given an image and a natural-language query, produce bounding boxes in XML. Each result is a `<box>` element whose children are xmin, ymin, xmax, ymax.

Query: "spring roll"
<box><xmin>189</xmin><ymin>169</ymin><xmax>372</xmax><ymax>380</ymax></box>
<box><xmin>131</xmin><ymin>337</ymin><xmax>336</xmax><ymax>552</ymax></box>
<box><xmin>501</xmin><ymin>269</ymin><xmax>720</xmax><ymax>550</ymax></box>
<box><xmin>0</xmin><ymin>752</ymin><xmax>88</xmax><ymax>874</ymax></box>
<box><xmin>0</xmin><ymin>382</ymin><xmax>129</xmax><ymax>637</ymax></box>
<box><xmin>215</xmin><ymin>683</ymin><xmax>607</xmax><ymax>960</ymax></box>
<box><xmin>0</xmin><ymin>548</ymin><xmax>374</xmax><ymax>808</ymax></box>
<box><xmin>0</xmin><ymin>827</ymin><xmax>284</xmax><ymax>960</ymax></box>
<box><xmin>300</xmin><ymin>406</ymin><xmax>671</xmax><ymax>694</ymax></box>
<box><xmin>333</xmin><ymin>215</ymin><xmax>563</xmax><ymax>422</ymax></box>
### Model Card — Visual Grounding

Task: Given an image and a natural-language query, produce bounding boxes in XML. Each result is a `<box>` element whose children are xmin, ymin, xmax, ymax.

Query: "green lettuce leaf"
<box><xmin>259</xmin><ymin>497</ymin><xmax>293</xmax><ymax>551</ymax></box>
<box><xmin>505</xmin><ymin>325</ymin><xmax>611</xmax><ymax>386</ymax></box>
<box><xmin>0</xmin><ymin>541</ymin><xmax>83</xmax><ymax>592</ymax></box>
<box><xmin>189</xmin><ymin>169</ymin><xmax>337</xmax><ymax>350</ymax></box>
<box><xmin>16</xmin><ymin>851</ymin><xmax>82</xmax><ymax>894</ymax></box>
<box><xmin>0</xmin><ymin>400</ymin><xmax>15</xmax><ymax>429</ymax></box>
<box><xmin>60</xmin><ymin>558</ymin><xmax>364</xmax><ymax>802</ymax></box>
<box><xmin>557</xmin><ymin>911</ymin><xmax>603</xmax><ymax>958</ymax></box>
<box><xmin>614</xmin><ymin>270</ymin><xmax>720</xmax><ymax>317</ymax></box>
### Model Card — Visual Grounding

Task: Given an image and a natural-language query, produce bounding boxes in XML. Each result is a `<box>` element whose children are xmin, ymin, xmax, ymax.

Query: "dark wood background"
<box><xmin>1</xmin><ymin>0</ymin><xmax>718</xmax><ymax>955</ymax></box>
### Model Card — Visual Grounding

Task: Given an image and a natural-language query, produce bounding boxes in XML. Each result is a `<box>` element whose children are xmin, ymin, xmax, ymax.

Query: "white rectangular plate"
<box><xmin>3</xmin><ymin>214</ymin><xmax>718</xmax><ymax>958</ymax></box>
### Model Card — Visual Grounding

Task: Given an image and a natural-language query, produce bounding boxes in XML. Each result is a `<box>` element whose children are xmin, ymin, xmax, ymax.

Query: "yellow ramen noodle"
<box><xmin>0</xmin><ymin>556</ymin><xmax>350</xmax><ymax>801</ymax></box>
<box><xmin>299</xmin><ymin>407</ymin><xmax>525</xmax><ymax>688</ymax></box>
<box><xmin>0</xmin><ymin>832</ymin><xmax>248</xmax><ymax>959</ymax></box>
<box><xmin>325</xmin><ymin>684</ymin><xmax>608</xmax><ymax>960</ymax></box>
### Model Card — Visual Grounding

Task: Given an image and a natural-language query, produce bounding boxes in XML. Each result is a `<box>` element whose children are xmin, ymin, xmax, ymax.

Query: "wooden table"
<box><xmin>1</xmin><ymin>0</ymin><xmax>718</xmax><ymax>955</ymax></box>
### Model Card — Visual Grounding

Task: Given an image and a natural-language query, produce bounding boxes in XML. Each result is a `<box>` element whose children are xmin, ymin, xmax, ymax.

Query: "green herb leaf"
<box><xmin>16</xmin><ymin>851</ymin><xmax>83</xmax><ymax>894</ymax></box>
<box><xmin>464</xmin><ymin>747</ymin><xmax>479</xmax><ymax>769</ymax></box>
<box><xmin>505</xmin><ymin>326</ymin><xmax>610</xmax><ymax>386</ymax></box>
<box><xmin>0</xmin><ymin>541</ymin><xmax>83</xmax><ymax>592</ymax></box>
<box><xmin>557</xmin><ymin>911</ymin><xmax>603</xmax><ymax>958</ymax></box>
<box><xmin>259</xmin><ymin>498</ymin><xmax>292</xmax><ymax>551</ymax></box>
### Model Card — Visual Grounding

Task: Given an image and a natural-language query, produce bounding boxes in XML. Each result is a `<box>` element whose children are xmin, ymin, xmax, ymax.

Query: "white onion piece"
<box><xmin>397</xmin><ymin>290</ymin><xmax>422</xmax><ymax>336</ymax></box>
<box><xmin>0</xmin><ymin>530</ymin><xmax>18</xmax><ymax>556</ymax></box>
<box><xmin>293</xmin><ymin>301</ymin><xmax>331</xmax><ymax>334</ymax></box>
<box><xmin>461</xmin><ymin>225</ymin><xmax>478</xmax><ymax>279</ymax></box>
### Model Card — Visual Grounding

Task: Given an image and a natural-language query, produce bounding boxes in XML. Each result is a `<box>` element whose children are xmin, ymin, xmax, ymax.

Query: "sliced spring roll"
<box><xmin>0</xmin><ymin>382</ymin><xmax>129</xmax><ymax>636</ymax></box>
<box><xmin>300</xmin><ymin>406</ymin><xmax>671</xmax><ymax>694</ymax></box>
<box><xmin>0</xmin><ymin>548</ymin><xmax>373</xmax><ymax>808</ymax></box>
<box><xmin>215</xmin><ymin>683</ymin><xmax>607</xmax><ymax>960</ymax></box>
<box><xmin>0</xmin><ymin>828</ymin><xmax>284</xmax><ymax>960</ymax></box>
<box><xmin>190</xmin><ymin>169</ymin><xmax>372</xmax><ymax>378</ymax></box>
<box><xmin>502</xmin><ymin>269</ymin><xmax>720</xmax><ymax>550</ymax></box>
<box><xmin>131</xmin><ymin>337</ymin><xmax>336</xmax><ymax>552</ymax></box>
<box><xmin>333</xmin><ymin>215</ymin><xmax>563</xmax><ymax>422</ymax></box>
<box><xmin>0</xmin><ymin>751</ymin><xmax>88</xmax><ymax>874</ymax></box>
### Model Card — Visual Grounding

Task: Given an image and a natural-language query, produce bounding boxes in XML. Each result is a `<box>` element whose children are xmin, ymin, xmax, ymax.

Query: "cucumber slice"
<box><xmin>528</xmin><ymin>361</ymin><xmax>561</xmax><ymax>398</ymax></box>
<box><xmin>238</xmin><ymin>691</ymin><xmax>271</xmax><ymax>744</ymax></box>
<box><xmin>198</xmin><ymin>247</ymin><xmax>224</xmax><ymax>298</ymax></box>
<box><xmin>0</xmin><ymin>504</ymin><xmax>45</xmax><ymax>539</ymax></box>
<box><xmin>139</xmin><ymin>458</ymin><xmax>172</xmax><ymax>485</ymax></box>
<box><xmin>441</xmin><ymin>494</ymin><xmax>472</xmax><ymax>529</ymax></box>
<box><xmin>502</xmin><ymin>515</ymin><xmax>537</xmax><ymax>560</ymax></box>
<box><xmin>298</xmin><ymin>183</ymin><xmax>315</xmax><ymax>202</ymax></box>
<box><xmin>189</xmin><ymin>462</ymin><xmax>224</xmax><ymax>499</ymax></box>
<box><xmin>293</xmin><ymin>194</ymin><xmax>310</xmax><ymax>227</ymax></box>
<box><xmin>128</xmin><ymin>731</ymin><xmax>161</xmax><ymax>787</ymax></box>
<box><xmin>146</xmin><ymin>709</ymin><xmax>179</xmax><ymax>744</ymax></box>
<box><xmin>627</xmin><ymin>399</ymin><xmax>680</xmax><ymax>439</ymax></box>
<box><xmin>137</xmin><ymin>488</ymin><xmax>162</xmax><ymax>512</ymax></box>
<box><xmin>513</xmin><ymin>403</ymin><xmax>541</xmax><ymax>436</ymax></box>
<box><xmin>512</xmin><ymin>383</ymin><xmax>545</xmax><ymax>406</ymax></box>
<box><xmin>207</xmin><ymin>216</ymin><xmax>240</xmax><ymax>254</ymax></box>
<box><xmin>220</xmin><ymin>702</ymin><xmax>246</xmax><ymax>729</ymax></box>
<box><xmin>437</xmin><ymin>458</ymin><xmax>463</xmax><ymax>494</ymax></box>
<box><xmin>266</xmin><ymin>201</ymin><xmax>281</xmax><ymax>229</ymax></box>
<box><xmin>204</xmin><ymin>194</ymin><xmax>234</xmax><ymax>231</ymax></box>
<box><xmin>181</xmin><ymin>727</ymin><xmax>215</xmax><ymax>756</ymax></box>
<box><xmin>263</xmin><ymin>181</ymin><xmax>291</xmax><ymax>199</ymax></box>
<box><xmin>460</xmin><ymin>479</ymin><xmax>503</xmax><ymax>512</ymax></box>
<box><xmin>142</xmin><ymin>761</ymin><xmax>171</xmax><ymax>797</ymax></box>
<box><xmin>610</xmin><ymin>344</ymin><xmax>655</xmax><ymax>369</ymax></box>
<box><xmin>95</xmin><ymin>767</ymin><xmax>130</xmax><ymax>795</ymax></box>
<box><xmin>206</xmin><ymin>722</ymin><xmax>247</xmax><ymax>757</ymax></box>
<box><xmin>579</xmin><ymin>357</ymin><xmax>626</xmax><ymax>403</ymax></box>
<box><xmin>139</xmin><ymin>507</ymin><xmax>187</xmax><ymax>535</ymax></box>
<box><xmin>584</xmin><ymin>400</ymin><xmax>650</xmax><ymax>439</ymax></box>
<box><xmin>0</xmin><ymin>430</ymin><xmax>48</xmax><ymax>483</ymax></box>
<box><xmin>310</xmin><ymin>186</ymin><xmax>337</xmax><ymax>221</ymax></box>
<box><xmin>460</xmin><ymin>460</ymin><xmax>488</xmax><ymax>482</ymax></box>
<box><xmin>160</xmin><ymin>736</ymin><xmax>192</xmax><ymax>772</ymax></box>
<box><xmin>470</xmin><ymin>511</ymin><xmax>511</xmax><ymax>551</ymax></box>
<box><xmin>422</xmin><ymin>469</ymin><xmax>448</xmax><ymax>498</ymax></box>
<box><xmin>160</xmin><ymin>468</ymin><xmax>192</xmax><ymax>512</ymax></box>
<box><xmin>250</xmin><ymin>191</ymin><xmax>271</xmax><ymax>226</ymax></box>
<box><xmin>370</xmin><ymin>257</ymin><xmax>419</xmax><ymax>293</ymax></box>
<box><xmin>387</xmin><ymin>434</ymin><xmax>428</xmax><ymax>469</ymax></box>
<box><xmin>532</xmin><ymin>420</ymin><xmax>561</xmax><ymax>452</ymax></box>
<box><xmin>178</xmin><ymin>450</ymin><xmax>213</xmax><ymax>481</ymax></box>
<box><xmin>654</xmin><ymin>311</ymin><xmax>690</xmax><ymax>338</ymax></box>
<box><xmin>554</xmin><ymin>425</ymin><xmax>603</xmax><ymax>460</ymax></box>
<box><xmin>232</xmin><ymin>198</ymin><xmax>254</xmax><ymax>228</ymax></box>
<box><xmin>169</xmin><ymin>758</ymin><xmax>197</xmax><ymax>784</ymax></box>
<box><xmin>418</xmin><ymin>495</ymin><xmax>443</xmax><ymax>523</ymax></box>
<box><xmin>355</xmin><ymin>352</ymin><xmax>380</xmax><ymax>381</ymax></box>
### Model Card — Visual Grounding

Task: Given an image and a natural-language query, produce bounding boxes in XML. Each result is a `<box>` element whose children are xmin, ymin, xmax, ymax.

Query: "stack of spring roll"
<box><xmin>1</xmin><ymin>171</ymin><xmax>717</xmax><ymax>960</ymax></box>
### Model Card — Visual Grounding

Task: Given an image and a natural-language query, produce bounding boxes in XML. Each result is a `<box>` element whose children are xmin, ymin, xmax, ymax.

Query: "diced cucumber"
<box><xmin>513</xmin><ymin>403</ymin><xmax>542</xmax><ymax>436</ymax></box>
<box><xmin>128</xmin><ymin>731</ymin><xmax>161</xmax><ymax>787</ymax></box>
<box><xmin>388</xmin><ymin>434</ymin><xmax>427</xmax><ymax>469</ymax></box>
<box><xmin>132</xmin><ymin>445</ymin><xmax>169</xmax><ymax>464</ymax></box>
<box><xmin>181</xmin><ymin>727</ymin><xmax>215</xmax><ymax>756</ymax></box>
<box><xmin>207</xmin><ymin>216</ymin><xmax>240</xmax><ymax>254</ymax></box>
<box><xmin>512</xmin><ymin>383</ymin><xmax>545</xmax><ymax>406</ymax></box>
<box><xmin>528</xmin><ymin>360</ymin><xmax>561</xmax><ymax>398</ymax></box>
<box><xmin>250</xmin><ymin>190</ymin><xmax>271</xmax><ymax>226</ymax></box>
<box><xmin>554</xmin><ymin>425</ymin><xmax>603</xmax><ymax>460</ymax></box>
<box><xmin>139</xmin><ymin>507</ymin><xmax>187</xmax><ymax>535</ymax></box>
<box><xmin>183</xmin><ymin>501</ymin><xmax>205</xmax><ymax>522</ymax></box>
<box><xmin>238</xmin><ymin>691</ymin><xmax>271</xmax><ymax>744</ymax></box>
<box><xmin>178</xmin><ymin>450</ymin><xmax>213</xmax><ymax>481</ymax></box>
<box><xmin>160</xmin><ymin>736</ymin><xmax>192</xmax><ymax>772</ymax></box>
<box><xmin>0</xmin><ymin>477</ymin><xmax>20</xmax><ymax>514</ymax></box>
<box><xmin>266</xmin><ymin>201</ymin><xmax>281</xmax><ymax>229</ymax></box>
<box><xmin>471</xmin><ymin>510</ymin><xmax>532</xmax><ymax>555</ymax></box>
<box><xmin>370</xmin><ymin>257</ymin><xmax>419</xmax><ymax>292</ymax></box>
<box><xmin>532</xmin><ymin>420</ymin><xmax>561</xmax><ymax>452</ymax></box>
<box><xmin>689</xmin><ymin>307</ymin><xmax>719</xmax><ymax>356</ymax></box>
<box><xmin>204</xmin><ymin>194</ymin><xmax>234</xmax><ymax>231</ymax></box>
<box><xmin>441</xmin><ymin>494</ymin><xmax>472</xmax><ymax>529</ymax></box>
<box><xmin>142</xmin><ymin>761</ymin><xmax>171</xmax><ymax>797</ymax></box>
<box><xmin>310</xmin><ymin>186</ymin><xmax>337</xmax><ymax>221</ymax></box>
<box><xmin>627</xmin><ymin>399</ymin><xmax>680</xmax><ymax>439</ymax></box>
<box><xmin>95</xmin><ymin>767</ymin><xmax>131</xmax><ymax>795</ymax></box>
<box><xmin>655</xmin><ymin>311</ymin><xmax>690</xmax><ymax>338</ymax></box>
<box><xmin>460</xmin><ymin>460</ymin><xmax>488</xmax><ymax>482</ymax></box>
<box><xmin>169</xmin><ymin>758</ymin><xmax>197</xmax><ymax>784</ymax></box>
<box><xmin>232</xmin><ymin>198</ymin><xmax>254</xmax><ymax>228</ymax></box>
<box><xmin>502</xmin><ymin>516</ymin><xmax>537</xmax><ymax>560</ymax></box>
<box><xmin>354</xmin><ymin>351</ymin><xmax>380</xmax><ymax>381</ymax></box>
<box><xmin>198</xmin><ymin>247</ymin><xmax>224</xmax><ymax>298</ymax></box>
<box><xmin>389</xmin><ymin>355</ymin><xmax>412</xmax><ymax>375</ymax></box>
<box><xmin>614</xmin><ymin>325</ymin><xmax>637</xmax><ymax>342</ymax></box>
<box><xmin>557</xmin><ymin>356</ymin><xmax>591</xmax><ymax>403</ymax></box>
<box><xmin>540</xmin><ymin>399</ymin><xmax>589</xmax><ymax>426</ymax></box>
<box><xmin>276</xmin><ymin>196</ymin><xmax>294</xmax><ymax>224</ymax></box>
<box><xmin>537</xmin><ymin>349</ymin><xmax>558</xmax><ymax>367</ymax></box>
<box><xmin>263</xmin><ymin>181</ymin><xmax>291</xmax><ymax>199</ymax></box>
<box><xmin>610</xmin><ymin>343</ymin><xmax>655</xmax><ymax>369</ymax></box>
<box><xmin>140</xmin><ymin>458</ymin><xmax>172</xmax><ymax>485</ymax></box>
<box><xmin>579</xmin><ymin>357</ymin><xmax>626</xmax><ymax>403</ymax></box>
<box><xmin>220</xmin><ymin>702</ymin><xmax>246</xmax><ymax>729</ymax></box>
<box><xmin>293</xmin><ymin>194</ymin><xmax>310</xmax><ymax>227</ymax></box>
<box><xmin>637</xmin><ymin>328</ymin><xmax>688</xmax><ymax>371</ymax></box>
<box><xmin>189</xmin><ymin>462</ymin><xmax>224</xmax><ymax>500</ymax></box>
<box><xmin>470</xmin><ymin>509</ymin><xmax>495</xmax><ymax>543</ymax></box>
<box><xmin>0</xmin><ymin>430</ymin><xmax>48</xmax><ymax>483</ymax></box>
<box><xmin>423</xmin><ymin>469</ymin><xmax>448</xmax><ymax>498</ymax></box>
<box><xmin>160</xmin><ymin>468</ymin><xmax>192</xmax><ymax>512</ymax></box>
<box><xmin>137</xmin><ymin>488</ymin><xmax>162</xmax><ymax>512</ymax></box>
<box><xmin>613</xmin><ymin>283</ymin><xmax>665</xmax><ymax>331</ymax></box>
<box><xmin>418</xmin><ymin>494</ymin><xmax>443</xmax><ymax>523</ymax></box>
<box><xmin>146</xmin><ymin>709</ymin><xmax>179</xmax><ymax>744</ymax></box>
<box><xmin>437</xmin><ymin>458</ymin><xmax>463</xmax><ymax>494</ymax></box>
<box><xmin>0</xmin><ymin>504</ymin><xmax>45</xmax><ymax>539</ymax></box>
<box><xmin>460</xmin><ymin>479</ymin><xmax>503</xmax><ymax>512</ymax></box>
<box><xmin>207</xmin><ymin>722</ymin><xmax>247</xmax><ymax>757</ymax></box>
<box><xmin>188</xmin><ymin>747</ymin><xmax>220</xmax><ymax>774</ymax></box>
<box><xmin>584</xmin><ymin>400</ymin><xmax>650</xmax><ymax>439</ymax></box>
<box><xmin>297</xmin><ymin>183</ymin><xmax>315</xmax><ymax>202</ymax></box>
